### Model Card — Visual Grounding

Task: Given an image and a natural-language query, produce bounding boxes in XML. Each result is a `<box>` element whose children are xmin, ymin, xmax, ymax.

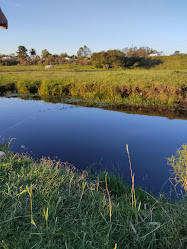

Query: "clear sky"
<box><xmin>0</xmin><ymin>0</ymin><xmax>187</xmax><ymax>56</ymax></box>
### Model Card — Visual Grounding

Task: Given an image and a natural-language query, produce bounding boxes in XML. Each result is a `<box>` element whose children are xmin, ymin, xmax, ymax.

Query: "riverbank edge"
<box><xmin>0</xmin><ymin>72</ymin><xmax>187</xmax><ymax>109</ymax></box>
<box><xmin>1</xmin><ymin>144</ymin><xmax>187</xmax><ymax>248</ymax></box>
<box><xmin>2</xmin><ymin>93</ymin><xmax>187</xmax><ymax>120</ymax></box>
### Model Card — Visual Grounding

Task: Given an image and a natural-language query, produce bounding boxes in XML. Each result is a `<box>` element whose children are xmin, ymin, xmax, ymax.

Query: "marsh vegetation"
<box><xmin>0</xmin><ymin>63</ymin><xmax>187</xmax><ymax>107</ymax></box>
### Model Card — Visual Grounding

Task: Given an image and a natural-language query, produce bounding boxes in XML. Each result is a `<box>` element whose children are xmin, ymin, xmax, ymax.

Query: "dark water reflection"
<box><xmin>0</xmin><ymin>96</ymin><xmax>187</xmax><ymax>196</ymax></box>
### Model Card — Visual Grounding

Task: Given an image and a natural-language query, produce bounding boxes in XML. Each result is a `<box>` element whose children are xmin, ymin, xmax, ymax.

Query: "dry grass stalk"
<box><xmin>26</xmin><ymin>185</ymin><xmax>36</xmax><ymax>227</ymax></box>
<box><xmin>105</xmin><ymin>173</ymin><xmax>112</xmax><ymax>222</ymax></box>
<box><xmin>126</xmin><ymin>144</ymin><xmax>136</xmax><ymax>208</ymax></box>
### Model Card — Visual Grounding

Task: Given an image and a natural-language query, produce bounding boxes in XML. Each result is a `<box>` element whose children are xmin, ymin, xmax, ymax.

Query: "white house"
<box><xmin>64</xmin><ymin>57</ymin><xmax>73</xmax><ymax>61</ymax></box>
<box><xmin>149</xmin><ymin>53</ymin><xmax>160</xmax><ymax>57</ymax></box>
<box><xmin>1</xmin><ymin>56</ymin><xmax>12</xmax><ymax>60</ymax></box>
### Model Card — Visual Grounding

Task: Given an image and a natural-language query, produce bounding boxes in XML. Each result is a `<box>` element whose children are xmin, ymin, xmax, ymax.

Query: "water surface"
<box><xmin>0</xmin><ymin>96</ymin><xmax>187</xmax><ymax>195</ymax></box>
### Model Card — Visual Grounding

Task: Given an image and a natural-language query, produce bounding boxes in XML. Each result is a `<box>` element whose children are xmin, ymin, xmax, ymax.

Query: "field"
<box><xmin>0</xmin><ymin>63</ymin><xmax>187</xmax><ymax>106</ymax></box>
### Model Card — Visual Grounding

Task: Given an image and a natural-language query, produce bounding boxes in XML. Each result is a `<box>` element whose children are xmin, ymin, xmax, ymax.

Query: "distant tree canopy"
<box><xmin>77</xmin><ymin>45</ymin><xmax>91</xmax><ymax>59</ymax></box>
<box><xmin>173</xmin><ymin>50</ymin><xmax>180</xmax><ymax>55</ymax></box>
<box><xmin>60</xmin><ymin>52</ymin><xmax>68</xmax><ymax>58</ymax></box>
<box><xmin>53</xmin><ymin>54</ymin><xmax>60</xmax><ymax>58</ymax></box>
<box><xmin>2</xmin><ymin>45</ymin><xmax>185</xmax><ymax>68</ymax></box>
<box><xmin>16</xmin><ymin>46</ymin><xmax>28</xmax><ymax>58</ymax></box>
<box><xmin>122</xmin><ymin>46</ymin><xmax>159</xmax><ymax>57</ymax></box>
<box><xmin>71</xmin><ymin>55</ymin><xmax>77</xmax><ymax>59</ymax></box>
<box><xmin>91</xmin><ymin>49</ymin><xmax>134</xmax><ymax>69</ymax></box>
<box><xmin>30</xmin><ymin>48</ymin><xmax>36</xmax><ymax>57</ymax></box>
<box><xmin>91</xmin><ymin>48</ymin><xmax>163</xmax><ymax>69</ymax></box>
<box><xmin>41</xmin><ymin>49</ymin><xmax>51</xmax><ymax>58</ymax></box>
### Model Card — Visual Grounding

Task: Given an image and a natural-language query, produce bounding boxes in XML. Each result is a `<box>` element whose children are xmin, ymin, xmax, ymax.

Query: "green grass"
<box><xmin>155</xmin><ymin>54</ymin><xmax>187</xmax><ymax>70</ymax></box>
<box><xmin>0</xmin><ymin>64</ymin><xmax>187</xmax><ymax>106</ymax></box>
<box><xmin>1</xmin><ymin>144</ymin><xmax>187</xmax><ymax>248</ymax></box>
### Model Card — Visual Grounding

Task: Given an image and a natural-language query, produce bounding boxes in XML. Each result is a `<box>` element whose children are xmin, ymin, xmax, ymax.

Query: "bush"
<box><xmin>168</xmin><ymin>144</ymin><xmax>187</xmax><ymax>193</ymax></box>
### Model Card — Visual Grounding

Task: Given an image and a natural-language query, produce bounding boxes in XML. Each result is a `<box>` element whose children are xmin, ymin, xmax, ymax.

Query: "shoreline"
<box><xmin>0</xmin><ymin>144</ymin><xmax>187</xmax><ymax>248</ymax></box>
<box><xmin>2</xmin><ymin>93</ymin><xmax>187</xmax><ymax>120</ymax></box>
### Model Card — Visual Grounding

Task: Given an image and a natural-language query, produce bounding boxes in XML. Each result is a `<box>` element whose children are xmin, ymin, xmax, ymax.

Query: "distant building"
<box><xmin>1</xmin><ymin>57</ymin><xmax>12</xmax><ymax>60</ymax></box>
<box><xmin>64</xmin><ymin>57</ymin><xmax>74</xmax><ymax>61</ymax></box>
<box><xmin>149</xmin><ymin>53</ymin><xmax>160</xmax><ymax>57</ymax></box>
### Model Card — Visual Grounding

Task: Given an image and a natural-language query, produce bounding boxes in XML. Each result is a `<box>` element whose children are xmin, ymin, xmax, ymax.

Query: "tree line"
<box><xmin>0</xmin><ymin>45</ymin><xmax>183</xmax><ymax>68</ymax></box>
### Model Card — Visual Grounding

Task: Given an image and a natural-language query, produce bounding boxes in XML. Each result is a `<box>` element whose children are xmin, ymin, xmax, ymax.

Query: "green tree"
<box><xmin>60</xmin><ymin>52</ymin><xmax>68</xmax><ymax>58</ymax></box>
<box><xmin>16</xmin><ymin>45</ymin><xmax>28</xmax><ymax>58</ymax></box>
<box><xmin>77</xmin><ymin>45</ymin><xmax>91</xmax><ymax>59</ymax></box>
<box><xmin>41</xmin><ymin>49</ymin><xmax>51</xmax><ymax>58</ymax></box>
<box><xmin>91</xmin><ymin>49</ymin><xmax>129</xmax><ymax>68</ymax></box>
<box><xmin>30</xmin><ymin>48</ymin><xmax>36</xmax><ymax>58</ymax></box>
<box><xmin>123</xmin><ymin>46</ymin><xmax>152</xmax><ymax>57</ymax></box>
<box><xmin>173</xmin><ymin>50</ymin><xmax>180</xmax><ymax>55</ymax></box>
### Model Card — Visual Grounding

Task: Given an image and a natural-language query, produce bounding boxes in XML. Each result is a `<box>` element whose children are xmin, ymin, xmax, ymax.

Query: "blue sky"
<box><xmin>0</xmin><ymin>0</ymin><xmax>187</xmax><ymax>56</ymax></box>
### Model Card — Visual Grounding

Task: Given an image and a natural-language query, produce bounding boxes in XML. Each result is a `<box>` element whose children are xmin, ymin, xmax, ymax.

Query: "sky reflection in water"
<box><xmin>0</xmin><ymin>96</ymin><xmax>187</xmax><ymax>196</ymax></box>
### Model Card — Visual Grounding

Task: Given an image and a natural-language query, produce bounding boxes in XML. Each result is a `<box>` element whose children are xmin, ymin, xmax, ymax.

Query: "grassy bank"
<box><xmin>0</xmin><ymin>64</ymin><xmax>187</xmax><ymax>106</ymax></box>
<box><xmin>1</xmin><ymin>144</ymin><xmax>187</xmax><ymax>249</ymax></box>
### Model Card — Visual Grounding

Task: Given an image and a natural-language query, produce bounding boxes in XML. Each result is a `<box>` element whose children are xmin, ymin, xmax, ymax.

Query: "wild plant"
<box><xmin>168</xmin><ymin>144</ymin><xmax>187</xmax><ymax>193</ymax></box>
<box><xmin>26</xmin><ymin>184</ymin><xmax>36</xmax><ymax>227</ymax></box>
<box><xmin>105</xmin><ymin>172</ymin><xmax>112</xmax><ymax>222</ymax></box>
<box><xmin>126</xmin><ymin>144</ymin><xmax>136</xmax><ymax>208</ymax></box>
<box><xmin>43</xmin><ymin>207</ymin><xmax>49</xmax><ymax>229</ymax></box>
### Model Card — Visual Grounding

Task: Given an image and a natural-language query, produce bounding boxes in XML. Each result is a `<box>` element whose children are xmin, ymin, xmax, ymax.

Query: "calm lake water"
<box><xmin>0</xmin><ymin>96</ymin><xmax>187</xmax><ymax>195</ymax></box>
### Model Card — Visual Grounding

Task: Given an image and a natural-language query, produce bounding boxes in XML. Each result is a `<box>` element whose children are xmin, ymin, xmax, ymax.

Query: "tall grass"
<box><xmin>1</xmin><ymin>144</ymin><xmax>187</xmax><ymax>248</ymax></box>
<box><xmin>0</xmin><ymin>64</ymin><xmax>187</xmax><ymax>106</ymax></box>
<box><xmin>126</xmin><ymin>144</ymin><xmax>136</xmax><ymax>208</ymax></box>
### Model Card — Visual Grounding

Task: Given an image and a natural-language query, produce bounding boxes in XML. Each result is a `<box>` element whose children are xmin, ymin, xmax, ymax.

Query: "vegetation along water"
<box><xmin>0</xmin><ymin>54</ymin><xmax>187</xmax><ymax>107</ymax></box>
<box><xmin>0</xmin><ymin>143</ymin><xmax>187</xmax><ymax>248</ymax></box>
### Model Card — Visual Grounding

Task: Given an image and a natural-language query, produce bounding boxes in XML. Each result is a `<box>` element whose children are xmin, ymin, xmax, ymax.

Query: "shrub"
<box><xmin>168</xmin><ymin>144</ymin><xmax>187</xmax><ymax>193</ymax></box>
